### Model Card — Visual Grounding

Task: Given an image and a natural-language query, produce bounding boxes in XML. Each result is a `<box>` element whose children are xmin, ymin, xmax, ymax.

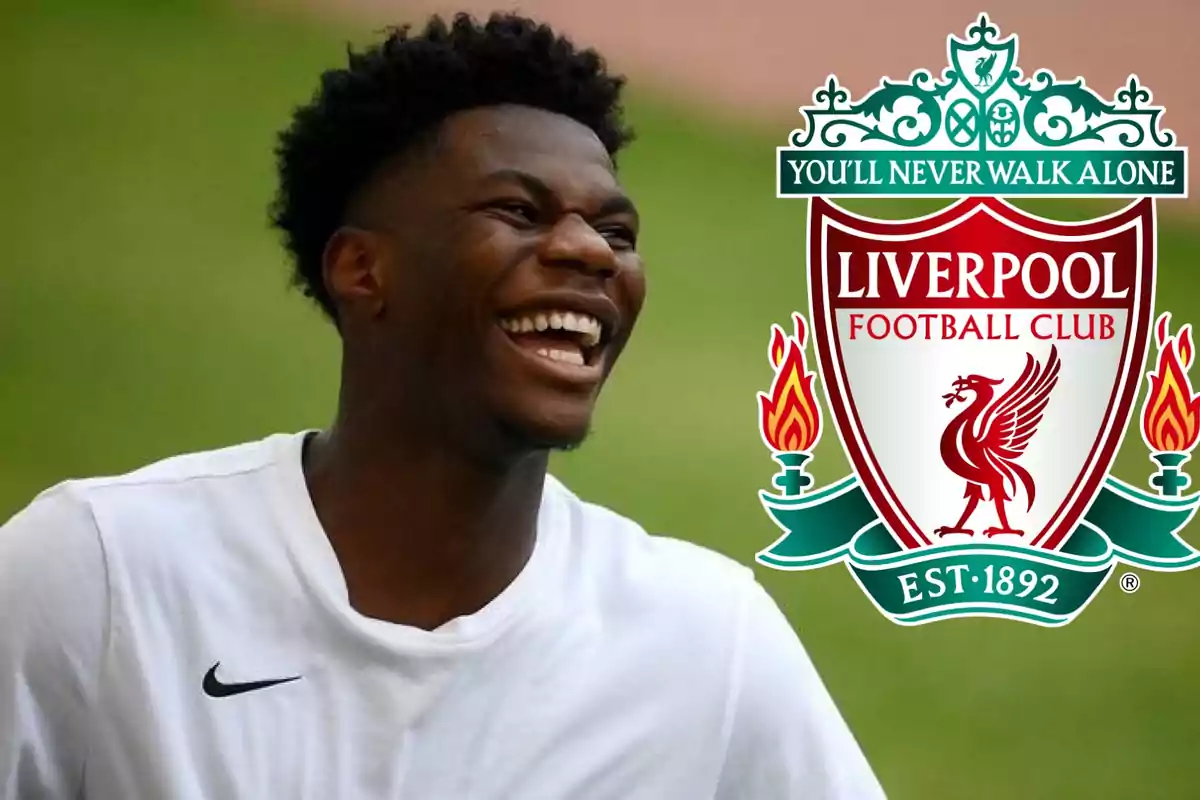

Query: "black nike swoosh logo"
<box><xmin>202</xmin><ymin>662</ymin><xmax>302</xmax><ymax>698</ymax></box>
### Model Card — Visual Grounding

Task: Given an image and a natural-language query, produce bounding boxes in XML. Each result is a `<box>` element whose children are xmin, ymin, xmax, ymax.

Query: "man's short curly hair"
<box><xmin>268</xmin><ymin>12</ymin><xmax>635</xmax><ymax>321</ymax></box>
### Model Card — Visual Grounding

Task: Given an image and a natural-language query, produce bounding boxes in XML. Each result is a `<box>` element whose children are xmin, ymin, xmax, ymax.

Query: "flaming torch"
<box><xmin>1141</xmin><ymin>312</ymin><xmax>1200</xmax><ymax>497</ymax></box>
<box><xmin>758</xmin><ymin>313</ymin><xmax>823</xmax><ymax>497</ymax></box>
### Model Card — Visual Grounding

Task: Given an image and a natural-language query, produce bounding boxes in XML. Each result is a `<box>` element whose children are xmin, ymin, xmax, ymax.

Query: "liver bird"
<box><xmin>974</xmin><ymin>53</ymin><xmax>997</xmax><ymax>87</ymax></box>
<box><xmin>934</xmin><ymin>346</ymin><xmax>1061</xmax><ymax>538</ymax></box>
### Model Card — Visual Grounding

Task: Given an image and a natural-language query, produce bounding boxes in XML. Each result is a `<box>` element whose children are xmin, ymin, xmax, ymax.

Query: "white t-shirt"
<box><xmin>0</xmin><ymin>431</ymin><xmax>884</xmax><ymax>799</ymax></box>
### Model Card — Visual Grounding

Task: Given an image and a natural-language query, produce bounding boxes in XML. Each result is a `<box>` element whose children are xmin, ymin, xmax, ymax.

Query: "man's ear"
<box><xmin>322</xmin><ymin>226</ymin><xmax>388</xmax><ymax>321</ymax></box>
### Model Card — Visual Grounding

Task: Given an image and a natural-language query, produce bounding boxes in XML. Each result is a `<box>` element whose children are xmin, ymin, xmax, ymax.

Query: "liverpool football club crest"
<box><xmin>757</xmin><ymin>14</ymin><xmax>1197</xmax><ymax>626</ymax></box>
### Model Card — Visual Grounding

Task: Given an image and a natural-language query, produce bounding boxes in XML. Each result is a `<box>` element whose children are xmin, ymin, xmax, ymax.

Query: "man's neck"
<box><xmin>300</xmin><ymin>417</ymin><xmax>549</xmax><ymax>631</ymax></box>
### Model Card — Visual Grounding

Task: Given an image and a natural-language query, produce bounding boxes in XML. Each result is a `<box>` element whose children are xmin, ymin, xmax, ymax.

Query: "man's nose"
<box><xmin>539</xmin><ymin>214</ymin><xmax>618</xmax><ymax>278</ymax></box>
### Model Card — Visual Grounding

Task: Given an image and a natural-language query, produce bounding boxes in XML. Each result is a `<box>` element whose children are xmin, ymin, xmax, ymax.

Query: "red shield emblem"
<box><xmin>807</xmin><ymin>197</ymin><xmax>1155</xmax><ymax>552</ymax></box>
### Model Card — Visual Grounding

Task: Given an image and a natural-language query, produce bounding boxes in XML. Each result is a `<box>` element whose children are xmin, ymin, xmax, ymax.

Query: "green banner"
<box><xmin>758</xmin><ymin>475</ymin><xmax>1200</xmax><ymax>625</ymax></box>
<box><xmin>777</xmin><ymin>150</ymin><xmax>1187</xmax><ymax>197</ymax></box>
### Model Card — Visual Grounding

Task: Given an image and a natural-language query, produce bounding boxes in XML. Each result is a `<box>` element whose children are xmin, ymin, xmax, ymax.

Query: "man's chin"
<box><xmin>512</xmin><ymin>422</ymin><xmax>590</xmax><ymax>453</ymax></box>
<box><xmin>494</xmin><ymin>410</ymin><xmax>593</xmax><ymax>454</ymax></box>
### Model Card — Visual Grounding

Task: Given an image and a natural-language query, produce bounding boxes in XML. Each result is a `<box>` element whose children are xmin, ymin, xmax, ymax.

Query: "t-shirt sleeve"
<box><xmin>0</xmin><ymin>485</ymin><xmax>108</xmax><ymax>799</ymax></box>
<box><xmin>715</xmin><ymin>578</ymin><xmax>886</xmax><ymax>799</ymax></box>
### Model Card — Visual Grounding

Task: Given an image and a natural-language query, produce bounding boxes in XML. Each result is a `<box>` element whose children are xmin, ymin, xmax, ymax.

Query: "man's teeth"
<box><xmin>499</xmin><ymin>311</ymin><xmax>603</xmax><ymax>347</ymax></box>
<box><xmin>535</xmin><ymin>347</ymin><xmax>585</xmax><ymax>366</ymax></box>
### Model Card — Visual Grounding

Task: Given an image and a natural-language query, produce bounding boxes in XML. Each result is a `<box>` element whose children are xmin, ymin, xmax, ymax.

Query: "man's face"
<box><xmin>336</xmin><ymin>105</ymin><xmax>646</xmax><ymax>458</ymax></box>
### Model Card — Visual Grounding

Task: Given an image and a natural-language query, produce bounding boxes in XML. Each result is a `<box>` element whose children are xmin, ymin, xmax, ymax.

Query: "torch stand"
<box><xmin>1150</xmin><ymin>451</ymin><xmax>1192</xmax><ymax>497</ymax></box>
<box><xmin>772</xmin><ymin>451</ymin><xmax>815</xmax><ymax>498</ymax></box>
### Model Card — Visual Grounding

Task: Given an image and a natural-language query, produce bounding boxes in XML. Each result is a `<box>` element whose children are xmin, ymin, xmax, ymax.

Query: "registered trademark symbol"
<box><xmin>1119</xmin><ymin>572</ymin><xmax>1141</xmax><ymax>594</ymax></box>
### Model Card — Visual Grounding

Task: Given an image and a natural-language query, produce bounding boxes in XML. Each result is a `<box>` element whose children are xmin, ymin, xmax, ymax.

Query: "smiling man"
<box><xmin>0</xmin><ymin>12</ymin><xmax>884</xmax><ymax>799</ymax></box>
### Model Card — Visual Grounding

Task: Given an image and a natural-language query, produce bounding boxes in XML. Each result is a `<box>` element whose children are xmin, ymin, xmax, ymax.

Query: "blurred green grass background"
<box><xmin>3</xmin><ymin>1</ymin><xmax>1199</xmax><ymax>797</ymax></box>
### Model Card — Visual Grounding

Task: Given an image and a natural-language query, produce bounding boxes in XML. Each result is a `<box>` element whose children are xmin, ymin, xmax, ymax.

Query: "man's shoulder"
<box><xmin>68</xmin><ymin>433</ymin><xmax>289</xmax><ymax>496</ymax></box>
<box><xmin>545</xmin><ymin>474</ymin><xmax>757</xmax><ymax>621</ymax></box>
<box><xmin>4</xmin><ymin>432</ymin><xmax>298</xmax><ymax>562</ymax></box>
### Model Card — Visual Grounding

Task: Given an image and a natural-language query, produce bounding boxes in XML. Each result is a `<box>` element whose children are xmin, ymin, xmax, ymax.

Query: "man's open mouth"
<box><xmin>497</xmin><ymin>309</ymin><xmax>607</xmax><ymax>368</ymax></box>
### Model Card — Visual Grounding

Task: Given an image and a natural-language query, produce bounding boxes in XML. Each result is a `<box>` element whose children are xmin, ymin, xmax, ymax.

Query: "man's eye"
<box><xmin>598</xmin><ymin>225</ymin><xmax>637</xmax><ymax>249</ymax></box>
<box><xmin>490</xmin><ymin>200</ymin><xmax>538</xmax><ymax>223</ymax></box>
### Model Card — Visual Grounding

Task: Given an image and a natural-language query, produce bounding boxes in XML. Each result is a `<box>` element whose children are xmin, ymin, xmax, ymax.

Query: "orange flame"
<box><xmin>759</xmin><ymin>314</ymin><xmax>822</xmax><ymax>452</ymax></box>
<box><xmin>1142</xmin><ymin>312</ymin><xmax>1200</xmax><ymax>453</ymax></box>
